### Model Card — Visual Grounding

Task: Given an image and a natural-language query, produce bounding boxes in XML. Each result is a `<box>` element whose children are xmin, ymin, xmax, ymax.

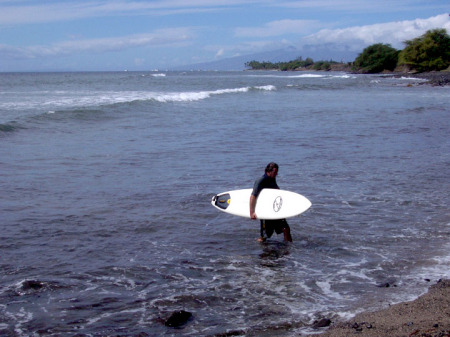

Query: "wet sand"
<box><xmin>313</xmin><ymin>279</ymin><xmax>449</xmax><ymax>337</ymax></box>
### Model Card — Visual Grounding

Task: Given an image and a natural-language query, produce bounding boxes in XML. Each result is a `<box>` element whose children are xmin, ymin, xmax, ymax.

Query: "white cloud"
<box><xmin>273</xmin><ymin>0</ymin><xmax>448</xmax><ymax>14</ymax></box>
<box><xmin>235</xmin><ymin>19</ymin><xmax>320</xmax><ymax>37</ymax></box>
<box><xmin>0</xmin><ymin>28</ymin><xmax>194</xmax><ymax>59</ymax></box>
<box><xmin>302</xmin><ymin>13</ymin><xmax>450</xmax><ymax>50</ymax></box>
<box><xmin>0</xmin><ymin>0</ymin><xmax>252</xmax><ymax>25</ymax></box>
<box><xmin>215</xmin><ymin>48</ymin><xmax>225</xmax><ymax>58</ymax></box>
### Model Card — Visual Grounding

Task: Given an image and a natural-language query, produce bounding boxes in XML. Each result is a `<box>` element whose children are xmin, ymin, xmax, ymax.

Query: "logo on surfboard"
<box><xmin>273</xmin><ymin>196</ymin><xmax>283</xmax><ymax>212</ymax></box>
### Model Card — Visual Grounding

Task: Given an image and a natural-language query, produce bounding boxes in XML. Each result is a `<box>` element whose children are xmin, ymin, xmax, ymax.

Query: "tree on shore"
<box><xmin>353</xmin><ymin>43</ymin><xmax>399</xmax><ymax>73</ymax></box>
<box><xmin>245</xmin><ymin>60</ymin><xmax>278</xmax><ymax>70</ymax></box>
<box><xmin>278</xmin><ymin>57</ymin><xmax>314</xmax><ymax>71</ymax></box>
<box><xmin>398</xmin><ymin>29</ymin><xmax>450</xmax><ymax>72</ymax></box>
<box><xmin>245</xmin><ymin>57</ymin><xmax>336</xmax><ymax>71</ymax></box>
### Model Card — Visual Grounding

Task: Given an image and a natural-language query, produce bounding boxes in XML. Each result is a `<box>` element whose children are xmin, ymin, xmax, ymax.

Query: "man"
<box><xmin>250</xmin><ymin>162</ymin><xmax>293</xmax><ymax>242</ymax></box>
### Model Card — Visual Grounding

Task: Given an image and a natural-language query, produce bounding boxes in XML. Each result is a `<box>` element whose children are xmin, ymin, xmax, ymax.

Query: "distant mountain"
<box><xmin>171</xmin><ymin>46</ymin><xmax>358</xmax><ymax>71</ymax></box>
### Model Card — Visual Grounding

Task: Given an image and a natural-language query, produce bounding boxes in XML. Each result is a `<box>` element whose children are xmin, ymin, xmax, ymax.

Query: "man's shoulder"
<box><xmin>255</xmin><ymin>174</ymin><xmax>266</xmax><ymax>184</ymax></box>
<box><xmin>252</xmin><ymin>175</ymin><xmax>265</xmax><ymax>196</ymax></box>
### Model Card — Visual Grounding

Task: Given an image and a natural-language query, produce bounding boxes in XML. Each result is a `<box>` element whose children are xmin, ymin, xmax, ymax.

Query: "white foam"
<box><xmin>415</xmin><ymin>238</ymin><xmax>450</xmax><ymax>280</ymax></box>
<box><xmin>153</xmin><ymin>86</ymin><xmax>275</xmax><ymax>103</ymax></box>
<box><xmin>399</xmin><ymin>76</ymin><xmax>427</xmax><ymax>81</ymax></box>
<box><xmin>293</xmin><ymin>73</ymin><xmax>319</xmax><ymax>78</ymax></box>
<box><xmin>249</xmin><ymin>73</ymin><xmax>326</xmax><ymax>78</ymax></box>
<box><xmin>3</xmin><ymin>85</ymin><xmax>275</xmax><ymax>112</ymax></box>
<box><xmin>255</xmin><ymin>84</ymin><xmax>276</xmax><ymax>91</ymax></box>
<box><xmin>336</xmin><ymin>269</ymin><xmax>373</xmax><ymax>282</ymax></box>
<box><xmin>316</xmin><ymin>280</ymin><xmax>344</xmax><ymax>300</ymax></box>
<box><xmin>328</xmin><ymin>74</ymin><xmax>356</xmax><ymax>79</ymax></box>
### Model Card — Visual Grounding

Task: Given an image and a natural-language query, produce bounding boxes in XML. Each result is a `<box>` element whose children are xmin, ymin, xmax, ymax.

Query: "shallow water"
<box><xmin>0</xmin><ymin>71</ymin><xmax>449</xmax><ymax>336</ymax></box>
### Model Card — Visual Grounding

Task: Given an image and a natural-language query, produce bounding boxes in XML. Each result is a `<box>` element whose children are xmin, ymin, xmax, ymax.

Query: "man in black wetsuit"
<box><xmin>249</xmin><ymin>162</ymin><xmax>292</xmax><ymax>242</ymax></box>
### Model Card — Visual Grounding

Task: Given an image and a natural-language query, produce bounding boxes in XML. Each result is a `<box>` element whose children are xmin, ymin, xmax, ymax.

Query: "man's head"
<box><xmin>265</xmin><ymin>162</ymin><xmax>279</xmax><ymax>178</ymax></box>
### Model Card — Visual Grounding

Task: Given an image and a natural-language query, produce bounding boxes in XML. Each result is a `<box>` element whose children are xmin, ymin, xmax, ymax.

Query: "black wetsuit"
<box><xmin>252</xmin><ymin>174</ymin><xmax>290</xmax><ymax>239</ymax></box>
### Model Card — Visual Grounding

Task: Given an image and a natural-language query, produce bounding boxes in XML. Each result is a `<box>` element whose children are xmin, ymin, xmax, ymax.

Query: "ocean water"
<box><xmin>0</xmin><ymin>71</ymin><xmax>449</xmax><ymax>336</ymax></box>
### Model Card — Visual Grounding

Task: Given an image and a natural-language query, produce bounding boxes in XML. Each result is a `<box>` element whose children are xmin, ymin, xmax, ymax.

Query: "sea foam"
<box><xmin>4</xmin><ymin>85</ymin><xmax>276</xmax><ymax>113</ymax></box>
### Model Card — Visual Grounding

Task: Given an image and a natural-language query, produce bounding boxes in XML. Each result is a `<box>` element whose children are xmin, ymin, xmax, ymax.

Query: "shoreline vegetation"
<box><xmin>245</xmin><ymin>28</ymin><xmax>450</xmax><ymax>86</ymax></box>
<box><xmin>311</xmin><ymin>279</ymin><xmax>450</xmax><ymax>337</ymax></box>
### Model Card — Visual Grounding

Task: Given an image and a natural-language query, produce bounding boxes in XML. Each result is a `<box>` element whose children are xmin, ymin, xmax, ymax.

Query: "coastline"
<box><xmin>281</xmin><ymin>64</ymin><xmax>450</xmax><ymax>86</ymax></box>
<box><xmin>310</xmin><ymin>279</ymin><xmax>450</xmax><ymax>337</ymax></box>
<box><xmin>390</xmin><ymin>71</ymin><xmax>450</xmax><ymax>86</ymax></box>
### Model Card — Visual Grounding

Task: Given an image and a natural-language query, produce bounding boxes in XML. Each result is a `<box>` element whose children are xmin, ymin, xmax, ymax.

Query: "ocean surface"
<box><xmin>0</xmin><ymin>71</ymin><xmax>449</xmax><ymax>336</ymax></box>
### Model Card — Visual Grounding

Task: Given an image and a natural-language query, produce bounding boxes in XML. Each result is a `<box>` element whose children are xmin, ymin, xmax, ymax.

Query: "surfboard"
<box><xmin>211</xmin><ymin>188</ymin><xmax>311</xmax><ymax>220</ymax></box>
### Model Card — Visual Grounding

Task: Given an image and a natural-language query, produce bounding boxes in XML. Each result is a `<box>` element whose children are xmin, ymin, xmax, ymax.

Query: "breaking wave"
<box><xmin>151</xmin><ymin>85</ymin><xmax>275</xmax><ymax>103</ymax></box>
<box><xmin>0</xmin><ymin>85</ymin><xmax>276</xmax><ymax>114</ymax></box>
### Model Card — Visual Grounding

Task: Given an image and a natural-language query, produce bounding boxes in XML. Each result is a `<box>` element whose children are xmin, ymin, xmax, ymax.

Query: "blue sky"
<box><xmin>0</xmin><ymin>0</ymin><xmax>448</xmax><ymax>71</ymax></box>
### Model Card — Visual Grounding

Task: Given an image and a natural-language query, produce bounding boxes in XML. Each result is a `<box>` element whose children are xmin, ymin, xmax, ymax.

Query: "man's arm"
<box><xmin>250</xmin><ymin>194</ymin><xmax>257</xmax><ymax>219</ymax></box>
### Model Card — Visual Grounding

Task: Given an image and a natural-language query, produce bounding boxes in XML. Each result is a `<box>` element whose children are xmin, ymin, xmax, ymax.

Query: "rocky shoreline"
<box><xmin>390</xmin><ymin>71</ymin><xmax>450</xmax><ymax>86</ymax></box>
<box><xmin>311</xmin><ymin>279</ymin><xmax>450</xmax><ymax>337</ymax></box>
<box><xmin>313</xmin><ymin>63</ymin><xmax>450</xmax><ymax>86</ymax></box>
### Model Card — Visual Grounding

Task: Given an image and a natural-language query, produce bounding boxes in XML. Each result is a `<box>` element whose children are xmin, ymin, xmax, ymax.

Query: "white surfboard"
<box><xmin>211</xmin><ymin>188</ymin><xmax>311</xmax><ymax>220</ymax></box>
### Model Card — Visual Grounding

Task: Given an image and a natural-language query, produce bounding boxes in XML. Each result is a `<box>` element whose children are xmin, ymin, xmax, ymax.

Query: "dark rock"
<box><xmin>164</xmin><ymin>310</ymin><xmax>193</xmax><ymax>327</ymax></box>
<box><xmin>351</xmin><ymin>322</ymin><xmax>359</xmax><ymax>329</ymax></box>
<box><xmin>22</xmin><ymin>280</ymin><xmax>44</xmax><ymax>290</ymax></box>
<box><xmin>350</xmin><ymin>322</ymin><xmax>364</xmax><ymax>331</ymax></box>
<box><xmin>377</xmin><ymin>282</ymin><xmax>390</xmax><ymax>288</ymax></box>
<box><xmin>313</xmin><ymin>318</ymin><xmax>332</xmax><ymax>328</ymax></box>
<box><xmin>376</xmin><ymin>282</ymin><xmax>397</xmax><ymax>288</ymax></box>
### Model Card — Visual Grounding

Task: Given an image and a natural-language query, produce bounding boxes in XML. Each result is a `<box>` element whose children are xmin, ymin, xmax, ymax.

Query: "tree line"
<box><xmin>245</xmin><ymin>29</ymin><xmax>450</xmax><ymax>73</ymax></box>
<box><xmin>245</xmin><ymin>58</ymin><xmax>341</xmax><ymax>71</ymax></box>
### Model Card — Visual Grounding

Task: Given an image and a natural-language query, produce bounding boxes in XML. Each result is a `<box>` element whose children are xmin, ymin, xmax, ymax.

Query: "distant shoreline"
<box><xmin>388</xmin><ymin>71</ymin><xmax>450</xmax><ymax>86</ymax></box>
<box><xmin>255</xmin><ymin>65</ymin><xmax>450</xmax><ymax>86</ymax></box>
<box><xmin>311</xmin><ymin>279</ymin><xmax>450</xmax><ymax>337</ymax></box>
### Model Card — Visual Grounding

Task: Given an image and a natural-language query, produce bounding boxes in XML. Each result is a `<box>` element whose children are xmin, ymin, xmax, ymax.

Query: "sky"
<box><xmin>0</xmin><ymin>0</ymin><xmax>448</xmax><ymax>71</ymax></box>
